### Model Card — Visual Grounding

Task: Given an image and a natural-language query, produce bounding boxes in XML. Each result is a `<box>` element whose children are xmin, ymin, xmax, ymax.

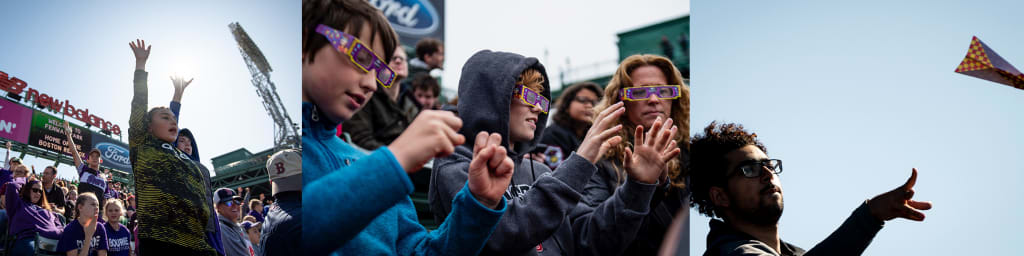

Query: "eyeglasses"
<box><xmin>31</xmin><ymin>188</ymin><xmax>43</xmax><ymax>194</ymax></box>
<box><xmin>621</xmin><ymin>85</ymin><xmax>681</xmax><ymax>101</ymax></box>
<box><xmin>731</xmin><ymin>159</ymin><xmax>783</xmax><ymax>178</ymax></box>
<box><xmin>514</xmin><ymin>85</ymin><xmax>550</xmax><ymax>113</ymax></box>
<box><xmin>573</xmin><ymin>97</ymin><xmax>599</xmax><ymax>106</ymax></box>
<box><xmin>315</xmin><ymin>24</ymin><xmax>396</xmax><ymax>88</ymax></box>
<box><xmin>223</xmin><ymin>198</ymin><xmax>243</xmax><ymax>207</ymax></box>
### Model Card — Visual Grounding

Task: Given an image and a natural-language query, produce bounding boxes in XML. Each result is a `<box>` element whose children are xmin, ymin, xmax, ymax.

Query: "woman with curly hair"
<box><xmin>575</xmin><ymin>54</ymin><xmax>691</xmax><ymax>255</ymax></box>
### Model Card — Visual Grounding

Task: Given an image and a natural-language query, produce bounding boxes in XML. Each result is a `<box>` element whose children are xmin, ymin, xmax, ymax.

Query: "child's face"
<box><xmin>302</xmin><ymin>24</ymin><xmax>383</xmax><ymax>123</ymax></box>
<box><xmin>413</xmin><ymin>88</ymin><xmax>436</xmax><ymax>109</ymax></box>
<box><xmin>87</xmin><ymin>152</ymin><xmax>101</xmax><ymax>167</ymax></box>
<box><xmin>148</xmin><ymin>108</ymin><xmax>179</xmax><ymax>143</ymax></box>
<box><xmin>79</xmin><ymin>198</ymin><xmax>99</xmax><ymax>219</ymax></box>
<box><xmin>509</xmin><ymin>92</ymin><xmax>544</xmax><ymax>143</ymax></box>
<box><xmin>177</xmin><ymin>135</ymin><xmax>193</xmax><ymax>155</ymax></box>
<box><xmin>105</xmin><ymin>202</ymin><xmax>122</xmax><ymax>222</ymax></box>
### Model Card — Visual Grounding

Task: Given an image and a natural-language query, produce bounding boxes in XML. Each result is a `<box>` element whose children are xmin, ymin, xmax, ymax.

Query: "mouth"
<box><xmin>642</xmin><ymin>110</ymin><xmax>664</xmax><ymax>117</ymax></box>
<box><xmin>762</xmin><ymin>186</ymin><xmax>781</xmax><ymax>195</ymax></box>
<box><xmin>525</xmin><ymin>117</ymin><xmax>537</xmax><ymax>129</ymax></box>
<box><xmin>346</xmin><ymin>92</ymin><xmax>366</xmax><ymax>109</ymax></box>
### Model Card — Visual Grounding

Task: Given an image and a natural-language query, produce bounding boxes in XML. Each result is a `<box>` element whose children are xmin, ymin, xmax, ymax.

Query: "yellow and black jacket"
<box><xmin>130</xmin><ymin>70</ymin><xmax>215</xmax><ymax>253</ymax></box>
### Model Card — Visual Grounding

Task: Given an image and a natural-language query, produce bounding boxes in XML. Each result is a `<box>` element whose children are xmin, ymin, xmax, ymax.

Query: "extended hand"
<box><xmin>129</xmin><ymin>39</ymin><xmax>151</xmax><ymax>70</ymax></box>
<box><xmin>576</xmin><ymin>101</ymin><xmax>626</xmax><ymax>164</ymax></box>
<box><xmin>389</xmin><ymin>110</ymin><xmax>465</xmax><ymax>173</ymax></box>
<box><xmin>467</xmin><ymin>132</ymin><xmax>515</xmax><ymax>209</ymax></box>
<box><xmin>624</xmin><ymin>116</ymin><xmax>680</xmax><ymax>184</ymax></box>
<box><xmin>868</xmin><ymin>168</ymin><xmax>933</xmax><ymax>221</ymax></box>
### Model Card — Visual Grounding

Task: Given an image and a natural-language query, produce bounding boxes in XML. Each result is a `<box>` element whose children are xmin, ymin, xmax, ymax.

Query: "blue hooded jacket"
<box><xmin>302</xmin><ymin>101</ymin><xmax>507</xmax><ymax>255</ymax></box>
<box><xmin>171</xmin><ymin>102</ymin><xmax>225</xmax><ymax>256</ymax></box>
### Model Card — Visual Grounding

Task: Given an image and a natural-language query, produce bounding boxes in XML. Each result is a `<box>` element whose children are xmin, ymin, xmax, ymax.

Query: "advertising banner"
<box><xmin>28</xmin><ymin>110</ymin><xmax>91</xmax><ymax>158</ymax></box>
<box><xmin>371</xmin><ymin>0</ymin><xmax>445</xmax><ymax>47</ymax></box>
<box><xmin>0</xmin><ymin>99</ymin><xmax>33</xmax><ymax>143</ymax></box>
<box><xmin>91</xmin><ymin>132</ymin><xmax>132</xmax><ymax>174</ymax></box>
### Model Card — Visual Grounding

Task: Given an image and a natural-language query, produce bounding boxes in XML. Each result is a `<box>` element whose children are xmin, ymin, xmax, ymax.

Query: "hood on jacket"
<box><xmin>457</xmin><ymin>50</ymin><xmax>551</xmax><ymax>159</ymax></box>
<box><xmin>175</xmin><ymin>128</ymin><xmax>200</xmax><ymax>162</ymax></box>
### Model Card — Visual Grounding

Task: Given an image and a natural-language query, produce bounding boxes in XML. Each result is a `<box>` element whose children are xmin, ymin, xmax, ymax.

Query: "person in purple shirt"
<box><xmin>58</xmin><ymin>192</ymin><xmax>108</xmax><ymax>256</ymax></box>
<box><xmin>64</xmin><ymin>121</ymin><xmax>109</xmax><ymax>213</ymax></box>
<box><xmin>6</xmin><ymin>176</ymin><xmax>64</xmax><ymax>255</ymax></box>
<box><xmin>246</xmin><ymin>199</ymin><xmax>264</xmax><ymax>223</ymax></box>
<box><xmin>102</xmin><ymin>198</ymin><xmax>131</xmax><ymax>256</ymax></box>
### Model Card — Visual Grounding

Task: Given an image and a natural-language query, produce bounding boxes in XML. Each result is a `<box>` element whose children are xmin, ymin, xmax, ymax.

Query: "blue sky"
<box><xmin>690</xmin><ymin>0</ymin><xmax>1024</xmax><ymax>255</ymax></box>
<box><xmin>0</xmin><ymin>1</ymin><xmax>300</xmax><ymax>180</ymax></box>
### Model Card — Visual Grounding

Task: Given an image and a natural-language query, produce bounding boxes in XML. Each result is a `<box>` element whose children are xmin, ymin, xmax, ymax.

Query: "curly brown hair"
<box><xmin>688</xmin><ymin>121</ymin><xmax>768</xmax><ymax>218</ymax></box>
<box><xmin>593</xmin><ymin>54</ymin><xmax>690</xmax><ymax>190</ymax></box>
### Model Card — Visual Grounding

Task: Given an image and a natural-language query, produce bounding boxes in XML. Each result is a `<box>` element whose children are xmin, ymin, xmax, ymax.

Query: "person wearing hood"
<box><xmin>429</xmin><ymin>50</ymin><xmax>680</xmax><ymax>255</ymax></box>
<box><xmin>301</xmin><ymin>0</ymin><xmax>512</xmax><ymax>254</ymax></box>
<box><xmin>577</xmin><ymin>54</ymin><xmax>692</xmax><ymax>255</ymax></box>
<box><xmin>169</xmin><ymin>76</ymin><xmax>226</xmax><ymax>256</ymax></box>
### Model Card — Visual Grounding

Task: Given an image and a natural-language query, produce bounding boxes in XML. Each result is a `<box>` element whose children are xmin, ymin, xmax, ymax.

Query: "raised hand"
<box><xmin>129</xmin><ymin>39</ymin><xmax>151</xmax><ymax>70</ymax></box>
<box><xmin>575</xmin><ymin>101</ymin><xmax>626</xmax><ymax>164</ymax></box>
<box><xmin>170</xmin><ymin>76</ymin><xmax>194</xmax><ymax>102</ymax></box>
<box><xmin>389</xmin><ymin>110</ymin><xmax>466</xmax><ymax>173</ymax></box>
<box><xmin>467</xmin><ymin>132</ymin><xmax>515</xmax><ymax>209</ymax></box>
<box><xmin>868</xmin><ymin>168</ymin><xmax>933</xmax><ymax>221</ymax></box>
<box><xmin>63</xmin><ymin>120</ymin><xmax>74</xmax><ymax>136</ymax></box>
<box><xmin>623</xmin><ymin>116</ymin><xmax>680</xmax><ymax>184</ymax></box>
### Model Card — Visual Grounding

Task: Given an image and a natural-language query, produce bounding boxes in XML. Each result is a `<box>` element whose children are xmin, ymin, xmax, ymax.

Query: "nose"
<box><xmin>646</xmin><ymin>93</ymin><xmax>663</xmax><ymax>105</ymax></box>
<box><xmin>362</xmin><ymin>69</ymin><xmax>378</xmax><ymax>93</ymax></box>
<box><xmin>760</xmin><ymin>165</ymin><xmax>777</xmax><ymax>184</ymax></box>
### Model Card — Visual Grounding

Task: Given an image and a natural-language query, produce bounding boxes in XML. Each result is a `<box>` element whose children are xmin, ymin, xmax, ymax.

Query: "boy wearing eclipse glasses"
<box><xmin>301</xmin><ymin>0</ymin><xmax>511</xmax><ymax>254</ymax></box>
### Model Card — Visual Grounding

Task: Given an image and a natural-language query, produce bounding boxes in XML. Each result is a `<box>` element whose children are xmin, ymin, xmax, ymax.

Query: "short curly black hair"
<box><xmin>689</xmin><ymin>121</ymin><xmax>767</xmax><ymax>218</ymax></box>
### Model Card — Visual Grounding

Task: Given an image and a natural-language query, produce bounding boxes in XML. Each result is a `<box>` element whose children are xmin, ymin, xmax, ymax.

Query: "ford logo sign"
<box><xmin>371</xmin><ymin>0</ymin><xmax>440</xmax><ymax>35</ymax></box>
<box><xmin>95</xmin><ymin>142</ymin><xmax>131</xmax><ymax>168</ymax></box>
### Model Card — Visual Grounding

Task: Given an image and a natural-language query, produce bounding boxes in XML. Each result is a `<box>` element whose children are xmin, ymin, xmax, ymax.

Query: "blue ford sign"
<box><xmin>371</xmin><ymin>0</ymin><xmax>445</xmax><ymax>47</ymax></box>
<box><xmin>95</xmin><ymin>142</ymin><xmax>131</xmax><ymax>171</ymax></box>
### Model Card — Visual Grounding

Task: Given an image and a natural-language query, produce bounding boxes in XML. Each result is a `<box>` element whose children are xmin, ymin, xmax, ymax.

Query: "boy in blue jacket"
<box><xmin>301</xmin><ymin>0</ymin><xmax>515</xmax><ymax>255</ymax></box>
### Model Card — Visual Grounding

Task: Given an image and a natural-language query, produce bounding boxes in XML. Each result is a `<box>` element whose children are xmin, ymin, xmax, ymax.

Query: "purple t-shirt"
<box><xmin>57</xmin><ymin>219</ymin><xmax>109</xmax><ymax>256</ymax></box>
<box><xmin>103</xmin><ymin>222</ymin><xmax>132</xmax><ymax>256</ymax></box>
<box><xmin>248</xmin><ymin>210</ymin><xmax>265</xmax><ymax>223</ymax></box>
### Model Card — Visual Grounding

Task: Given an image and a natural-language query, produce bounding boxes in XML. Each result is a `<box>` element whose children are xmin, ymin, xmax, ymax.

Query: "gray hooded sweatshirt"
<box><xmin>429</xmin><ymin>50</ymin><xmax>658</xmax><ymax>256</ymax></box>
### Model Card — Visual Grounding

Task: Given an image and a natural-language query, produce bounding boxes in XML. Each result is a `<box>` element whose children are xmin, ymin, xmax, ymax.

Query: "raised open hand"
<box><xmin>868</xmin><ymin>168</ymin><xmax>933</xmax><ymax>221</ymax></box>
<box><xmin>129</xmin><ymin>39</ymin><xmax>151</xmax><ymax>70</ymax></box>
<box><xmin>467</xmin><ymin>132</ymin><xmax>515</xmax><ymax>209</ymax></box>
<box><xmin>576</xmin><ymin>101</ymin><xmax>626</xmax><ymax>164</ymax></box>
<box><xmin>170</xmin><ymin>76</ymin><xmax>194</xmax><ymax>97</ymax></box>
<box><xmin>623</xmin><ymin>116</ymin><xmax>680</xmax><ymax>184</ymax></box>
<box><xmin>63</xmin><ymin>120</ymin><xmax>73</xmax><ymax>136</ymax></box>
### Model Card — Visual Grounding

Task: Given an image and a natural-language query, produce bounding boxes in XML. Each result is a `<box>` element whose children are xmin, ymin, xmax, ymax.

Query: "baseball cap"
<box><xmin>267</xmin><ymin>149</ymin><xmax>301</xmax><ymax>195</ymax></box>
<box><xmin>213</xmin><ymin>188</ymin><xmax>242</xmax><ymax>204</ymax></box>
<box><xmin>241</xmin><ymin>221</ymin><xmax>260</xmax><ymax>231</ymax></box>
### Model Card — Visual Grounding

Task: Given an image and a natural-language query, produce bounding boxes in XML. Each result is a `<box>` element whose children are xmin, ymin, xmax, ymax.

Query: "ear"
<box><xmin>709</xmin><ymin>186</ymin><xmax>730</xmax><ymax>208</ymax></box>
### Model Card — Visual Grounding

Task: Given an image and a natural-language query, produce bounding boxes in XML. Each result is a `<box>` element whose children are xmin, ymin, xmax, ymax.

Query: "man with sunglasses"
<box><xmin>214</xmin><ymin>188</ymin><xmax>255</xmax><ymax>256</ymax></box>
<box><xmin>689</xmin><ymin>122</ymin><xmax>933</xmax><ymax>256</ymax></box>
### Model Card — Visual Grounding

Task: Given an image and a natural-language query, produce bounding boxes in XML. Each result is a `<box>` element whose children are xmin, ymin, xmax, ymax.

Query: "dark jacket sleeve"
<box><xmin>345</xmin><ymin>101</ymin><xmax>386</xmax><ymax>150</ymax></box>
<box><xmin>570</xmin><ymin>172</ymin><xmax>658</xmax><ymax>256</ymax></box>
<box><xmin>804</xmin><ymin>202</ymin><xmax>884</xmax><ymax>256</ymax></box>
<box><xmin>431</xmin><ymin>151</ymin><xmax>598</xmax><ymax>254</ymax></box>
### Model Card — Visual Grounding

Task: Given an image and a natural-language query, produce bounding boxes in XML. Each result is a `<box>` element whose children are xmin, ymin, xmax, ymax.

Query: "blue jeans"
<box><xmin>10</xmin><ymin>237</ymin><xmax>35</xmax><ymax>256</ymax></box>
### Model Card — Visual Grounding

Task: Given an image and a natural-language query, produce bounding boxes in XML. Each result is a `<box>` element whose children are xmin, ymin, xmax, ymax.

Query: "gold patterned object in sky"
<box><xmin>955</xmin><ymin>36</ymin><xmax>1024</xmax><ymax>91</ymax></box>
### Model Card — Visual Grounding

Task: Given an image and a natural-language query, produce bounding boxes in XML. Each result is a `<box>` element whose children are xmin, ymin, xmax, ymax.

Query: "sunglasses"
<box><xmin>513</xmin><ymin>85</ymin><xmax>550</xmax><ymax>113</ymax></box>
<box><xmin>621</xmin><ymin>85</ymin><xmax>681</xmax><ymax>101</ymax></box>
<box><xmin>315</xmin><ymin>24</ymin><xmax>396</xmax><ymax>88</ymax></box>
<box><xmin>31</xmin><ymin>188</ymin><xmax>43</xmax><ymax>194</ymax></box>
<box><xmin>731</xmin><ymin>159</ymin><xmax>783</xmax><ymax>178</ymax></box>
<box><xmin>573</xmin><ymin>97</ymin><xmax>599</xmax><ymax>106</ymax></box>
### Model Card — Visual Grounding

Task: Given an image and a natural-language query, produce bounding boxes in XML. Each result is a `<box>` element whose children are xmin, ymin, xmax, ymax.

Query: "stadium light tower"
<box><xmin>228</xmin><ymin>22</ymin><xmax>301</xmax><ymax>150</ymax></box>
